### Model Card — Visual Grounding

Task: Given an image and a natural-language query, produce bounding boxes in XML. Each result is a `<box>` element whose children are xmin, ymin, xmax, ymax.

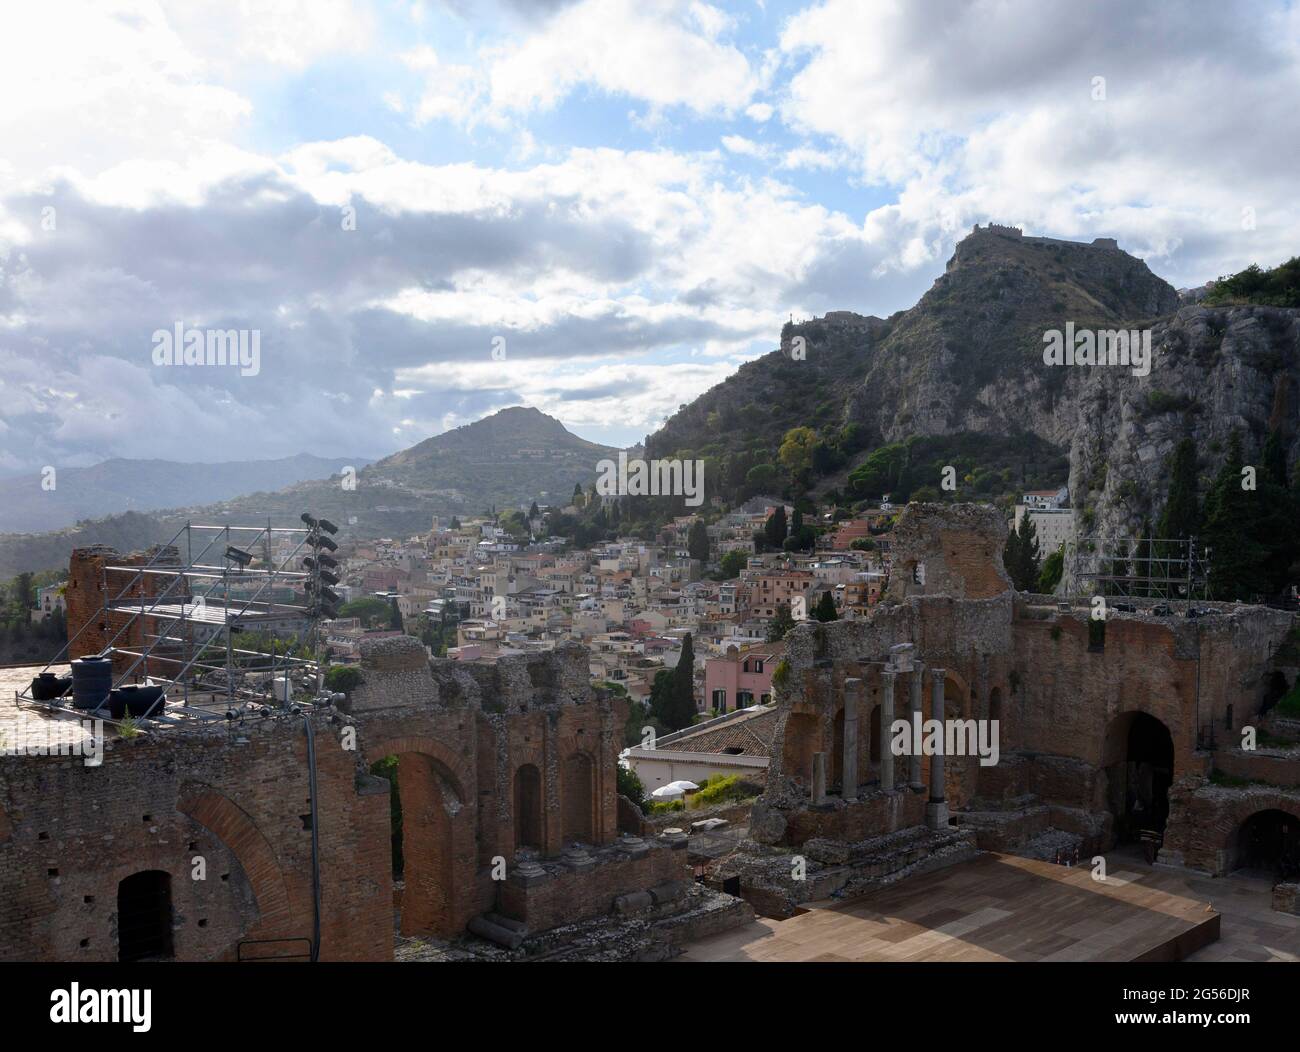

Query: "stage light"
<box><xmin>318</xmin><ymin>518</ymin><xmax>339</xmax><ymax>535</ymax></box>
<box><xmin>301</xmin><ymin>513</ymin><xmax>318</xmax><ymax>528</ymax></box>
<box><xmin>224</xmin><ymin>545</ymin><xmax>254</xmax><ymax>568</ymax></box>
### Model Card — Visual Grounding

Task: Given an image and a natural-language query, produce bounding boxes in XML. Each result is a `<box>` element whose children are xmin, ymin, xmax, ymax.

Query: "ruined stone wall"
<box><xmin>1004</xmin><ymin>606</ymin><xmax>1292</xmax><ymax>802</ymax></box>
<box><xmin>0</xmin><ymin>715</ymin><xmax>392</xmax><ymax>963</ymax></box>
<box><xmin>495</xmin><ymin>839</ymin><xmax>689</xmax><ymax>932</ymax></box>
<box><xmin>1163</xmin><ymin>784</ymin><xmax>1300</xmax><ymax>875</ymax></box>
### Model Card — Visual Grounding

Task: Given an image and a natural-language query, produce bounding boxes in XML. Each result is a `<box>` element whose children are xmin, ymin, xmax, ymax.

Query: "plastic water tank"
<box><xmin>70</xmin><ymin>656</ymin><xmax>113</xmax><ymax>711</ymax></box>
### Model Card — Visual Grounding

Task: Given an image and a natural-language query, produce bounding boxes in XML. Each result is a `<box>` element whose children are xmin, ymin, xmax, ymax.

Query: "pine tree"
<box><xmin>813</xmin><ymin>590</ymin><xmax>838</xmax><ymax>622</ymax></box>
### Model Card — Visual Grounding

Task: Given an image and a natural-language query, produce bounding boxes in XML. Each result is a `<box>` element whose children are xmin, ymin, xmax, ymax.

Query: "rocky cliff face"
<box><xmin>648</xmin><ymin>227</ymin><xmax>1299</xmax><ymax>582</ymax></box>
<box><xmin>844</xmin><ymin>226</ymin><xmax>1182</xmax><ymax>450</ymax></box>
<box><xmin>1065</xmin><ymin>304</ymin><xmax>1300</xmax><ymax>584</ymax></box>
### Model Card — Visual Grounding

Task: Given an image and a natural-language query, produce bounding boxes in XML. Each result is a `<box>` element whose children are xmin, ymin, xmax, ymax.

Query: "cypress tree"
<box><xmin>687</xmin><ymin>519</ymin><xmax>710</xmax><ymax>562</ymax></box>
<box><xmin>765</xmin><ymin>506</ymin><xmax>788</xmax><ymax>548</ymax></box>
<box><xmin>813</xmin><ymin>589</ymin><xmax>838</xmax><ymax>622</ymax></box>
<box><xmin>1203</xmin><ymin>432</ymin><xmax>1269</xmax><ymax>600</ymax></box>
<box><xmin>1002</xmin><ymin>521</ymin><xmax>1022</xmax><ymax>587</ymax></box>
<box><xmin>1156</xmin><ymin>438</ymin><xmax>1200</xmax><ymax>589</ymax></box>
<box><xmin>666</xmin><ymin>633</ymin><xmax>697</xmax><ymax>729</ymax></box>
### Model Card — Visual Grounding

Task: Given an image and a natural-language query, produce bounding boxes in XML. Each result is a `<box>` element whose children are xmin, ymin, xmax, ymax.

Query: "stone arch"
<box><xmin>117</xmin><ymin>869</ymin><xmax>173</xmax><ymax>961</ymax></box>
<box><xmin>1101</xmin><ymin>711</ymin><xmax>1174</xmax><ymax>843</ymax></box>
<box><xmin>941</xmin><ymin>668</ymin><xmax>972</xmax><ymax>718</ymax></box>
<box><xmin>177</xmin><ymin>786</ymin><xmax>294</xmax><ymax>938</ymax></box>
<box><xmin>363</xmin><ymin>735</ymin><xmax>471</xmax><ymax>803</ymax></box>
<box><xmin>1211</xmin><ymin>794</ymin><xmax>1300</xmax><ymax>876</ymax></box>
<box><xmin>1232</xmin><ymin>808</ymin><xmax>1300</xmax><ymax>877</ymax></box>
<box><xmin>561</xmin><ymin>752</ymin><xmax>595</xmax><ymax>845</ymax></box>
<box><xmin>362</xmin><ymin>737</ymin><xmax>474</xmax><ymax>939</ymax></box>
<box><xmin>515</xmin><ymin>764</ymin><xmax>544</xmax><ymax>850</ymax></box>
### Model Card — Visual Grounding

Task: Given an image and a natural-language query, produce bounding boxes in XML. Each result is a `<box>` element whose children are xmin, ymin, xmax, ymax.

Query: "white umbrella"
<box><xmin>650</xmin><ymin>780</ymin><xmax>700</xmax><ymax>800</ymax></box>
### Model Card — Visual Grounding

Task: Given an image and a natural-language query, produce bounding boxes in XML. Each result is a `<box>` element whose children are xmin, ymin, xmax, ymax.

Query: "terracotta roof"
<box><xmin>659</xmin><ymin>707</ymin><xmax>778</xmax><ymax>758</ymax></box>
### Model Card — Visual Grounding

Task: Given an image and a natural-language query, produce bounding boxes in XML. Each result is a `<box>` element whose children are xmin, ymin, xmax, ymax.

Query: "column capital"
<box><xmin>928</xmin><ymin>666</ymin><xmax>946</xmax><ymax>681</ymax></box>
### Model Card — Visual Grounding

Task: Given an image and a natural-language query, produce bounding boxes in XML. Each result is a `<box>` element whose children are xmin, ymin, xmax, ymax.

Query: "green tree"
<box><xmin>778</xmin><ymin>427</ymin><xmax>817</xmax><ymax>480</ymax></box>
<box><xmin>1156</xmin><ymin>437</ymin><xmax>1200</xmax><ymax>588</ymax></box>
<box><xmin>651</xmin><ymin>636</ymin><xmax>697</xmax><ymax>731</ymax></box>
<box><xmin>719</xmin><ymin>549</ymin><xmax>748</xmax><ymax>579</ymax></box>
<box><xmin>764</xmin><ymin>506</ymin><xmax>788</xmax><ymax>548</ymax></box>
<box><xmin>1203</xmin><ymin>432</ymin><xmax>1269</xmax><ymax>600</ymax></box>
<box><xmin>339</xmin><ymin>596</ymin><xmax>391</xmax><ymax>628</ymax></box>
<box><xmin>1003</xmin><ymin>515</ymin><xmax>1040</xmax><ymax>591</ymax></box>
<box><xmin>617</xmin><ymin>764</ymin><xmax>646</xmax><ymax>811</ymax></box>
<box><xmin>767</xmin><ymin>601</ymin><xmax>795</xmax><ymax>641</ymax></box>
<box><xmin>388</xmin><ymin>596</ymin><xmax>404</xmax><ymax>631</ymax></box>
<box><xmin>687</xmin><ymin>519</ymin><xmax>710</xmax><ymax>562</ymax></box>
<box><xmin>1037</xmin><ymin>544</ymin><xmax>1065</xmax><ymax>593</ymax></box>
<box><xmin>812</xmin><ymin>590</ymin><xmax>838</xmax><ymax>622</ymax></box>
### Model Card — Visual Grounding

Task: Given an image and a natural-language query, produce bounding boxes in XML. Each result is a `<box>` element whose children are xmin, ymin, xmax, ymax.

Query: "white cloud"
<box><xmin>479</xmin><ymin>0</ymin><xmax>759</xmax><ymax>120</ymax></box>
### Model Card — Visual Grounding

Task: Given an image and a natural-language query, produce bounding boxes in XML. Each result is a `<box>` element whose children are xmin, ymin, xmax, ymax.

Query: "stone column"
<box><xmin>880</xmin><ymin>669</ymin><xmax>896</xmax><ymax>791</ymax></box>
<box><xmin>909</xmin><ymin>662</ymin><xmax>925</xmax><ymax>792</ymax></box>
<box><xmin>811</xmin><ymin>751</ymin><xmax>827</xmax><ymax>805</ymax></box>
<box><xmin>926</xmin><ymin>667</ymin><xmax>948</xmax><ymax>830</ymax></box>
<box><xmin>842</xmin><ymin>678</ymin><xmax>860</xmax><ymax>801</ymax></box>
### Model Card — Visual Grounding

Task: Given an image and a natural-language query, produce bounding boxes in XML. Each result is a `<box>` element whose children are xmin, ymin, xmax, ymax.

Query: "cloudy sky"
<box><xmin>1</xmin><ymin>0</ymin><xmax>1298</xmax><ymax>473</ymax></box>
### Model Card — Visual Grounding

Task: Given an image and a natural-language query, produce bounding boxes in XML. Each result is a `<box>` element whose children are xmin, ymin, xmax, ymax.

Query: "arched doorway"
<box><xmin>1234</xmin><ymin>809</ymin><xmax>1300</xmax><ymax>879</ymax></box>
<box><xmin>561</xmin><ymin>753</ymin><xmax>594</xmax><ymax>845</ymax></box>
<box><xmin>514</xmin><ymin>764</ymin><xmax>543</xmax><ymax>850</ymax></box>
<box><xmin>117</xmin><ymin>870</ymin><xmax>173</xmax><ymax>961</ymax></box>
<box><xmin>1262</xmin><ymin>671</ymin><xmax>1289</xmax><ymax>715</ymax></box>
<box><xmin>1104</xmin><ymin>712</ymin><xmax>1174</xmax><ymax>843</ymax></box>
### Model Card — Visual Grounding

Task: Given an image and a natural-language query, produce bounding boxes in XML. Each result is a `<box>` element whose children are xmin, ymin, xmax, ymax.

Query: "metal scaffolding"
<box><xmin>1072</xmin><ymin>535</ymin><xmax>1212</xmax><ymax>605</ymax></box>
<box><xmin>17</xmin><ymin>516</ymin><xmax>343</xmax><ymax>730</ymax></box>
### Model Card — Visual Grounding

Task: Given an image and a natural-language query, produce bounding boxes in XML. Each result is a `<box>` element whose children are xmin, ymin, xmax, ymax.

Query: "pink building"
<box><xmin>703</xmin><ymin>641</ymin><xmax>785</xmax><ymax>714</ymax></box>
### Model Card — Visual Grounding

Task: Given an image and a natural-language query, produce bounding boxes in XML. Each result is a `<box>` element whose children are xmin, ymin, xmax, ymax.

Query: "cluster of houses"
<box><xmin>312</xmin><ymin>496</ymin><xmax>896</xmax><ymax>711</ymax></box>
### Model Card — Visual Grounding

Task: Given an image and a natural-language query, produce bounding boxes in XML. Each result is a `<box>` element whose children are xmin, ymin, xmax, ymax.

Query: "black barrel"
<box><xmin>70</xmin><ymin>656</ymin><xmax>113</xmax><ymax>711</ymax></box>
<box><xmin>29</xmin><ymin>672</ymin><xmax>72</xmax><ymax>702</ymax></box>
<box><xmin>109</xmin><ymin>685</ymin><xmax>166</xmax><ymax>720</ymax></box>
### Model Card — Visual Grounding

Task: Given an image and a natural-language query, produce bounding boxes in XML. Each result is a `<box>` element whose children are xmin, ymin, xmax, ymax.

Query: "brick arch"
<box><xmin>942</xmin><ymin>668</ymin><xmax>972</xmax><ymax>718</ymax></box>
<box><xmin>1218</xmin><ymin>794</ymin><xmax>1300</xmax><ymax>852</ymax></box>
<box><xmin>363</xmin><ymin>735</ymin><xmax>472</xmax><ymax>801</ymax></box>
<box><xmin>176</xmin><ymin>786</ymin><xmax>294</xmax><ymax>937</ymax></box>
<box><xmin>363</xmin><ymin>737</ymin><xmax>476</xmax><ymax>938</ymax></box>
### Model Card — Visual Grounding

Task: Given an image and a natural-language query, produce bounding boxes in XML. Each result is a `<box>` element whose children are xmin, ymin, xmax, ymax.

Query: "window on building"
<box><xmin>711</xmin><ymin>689</ymin><xmax>727</xmax><ymax>710</ymax></box>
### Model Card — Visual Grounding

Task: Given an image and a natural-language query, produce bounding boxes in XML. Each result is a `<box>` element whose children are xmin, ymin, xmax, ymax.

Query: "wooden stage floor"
<box><xmin>678</xmin><ymin>852</ymin><xmax>1220</xmax><ymax>962</ymax></box>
